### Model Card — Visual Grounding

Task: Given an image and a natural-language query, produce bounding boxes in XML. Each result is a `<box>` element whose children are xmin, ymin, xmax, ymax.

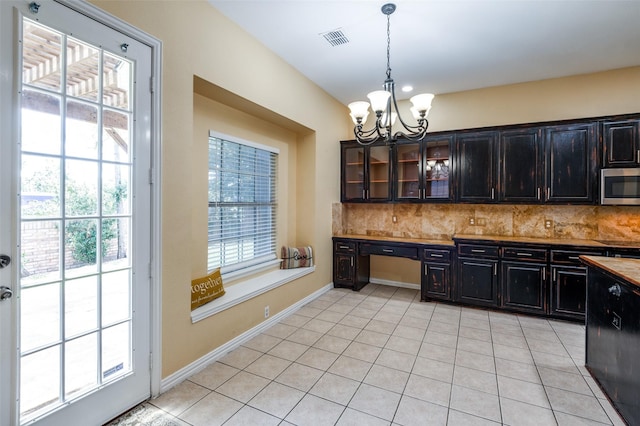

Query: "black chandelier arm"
<box><xmin>389</xmin><ymin>82</ymin><xmax>428</xmax><ymax>135</ymax></box>
<box><xmin>354</xmin><ymin>124</ymin><xmax>384</xmax><ymax>145</ymax></box>
<box><xmin>393</xmin><ymin>120</ymin><xmax>429</xmax><ymax>142</ymax></box>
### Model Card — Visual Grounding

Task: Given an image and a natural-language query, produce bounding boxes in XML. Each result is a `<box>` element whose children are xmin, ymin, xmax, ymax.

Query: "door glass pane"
<box><xmin>20</xmin><ymin>346</ymin><xmax>61</xmax><ymax>419</ymax></box>
<box><xmin>103</xmin><ymin>218</ymin><xmax>130</xmax><ymax>271</ymax></box>
<box><xmin>65</xmin><ymin>334</ymin><xmax>98</xmax><ymax>398</ymax></box>
<box><xmin>65</xmin><ymin>219</ymin><xmax>99</xmax><ymax>278</ymax></box>
<box><xmin>369</xmin><ymin>146</ymin><xmax>389</xmax><ymax>199</ymax></box>
<box><xmin>103</xmin><ymin>109</ymin><xmax>131</xmax><ymax>162</ymax></box>
<box><xmin>21</xmin><ymin>154</ymin><xmax>61</xmax><ymax>218</ymax></box>
<box><xmin>22</xmin><ymin>21</ymin><xmax>63</xmax><ymax>92</ymax></box>
<box><xmin>66</xmin><ymin>99</ymin><xmax>99</xmax><ymax>159</ymax></box>
<box><xmin>64</xmin><ymin>276</ymin><xmax>98</xmax><ymax>337</ymax></box>
<box><xmin>343</xmin><ymin>147</ymin><xmax>364</xmax><ymax>199</ymax></box>
<box><xmin>65</xmin><ymin>159</ymin><xmax>98</xmax><ymax>216</ymax></box>
<box><xmin>66</xmin><ymin>38</ymin><xmax>99</xmax><ymax>102</ymax></box>
<box><xmin>103</xmin><ymin>53</ymin><xmax>131</xmax><ymax>109</ymax></box>
<box><xmin>20</xmin><ymin>283</ymin><xmax>61</xmax><ymax>352</ymax></box>
<box><xmin>102</xmin><ymin>163</ymin><xmax>130</xmax><ymax>215</ymax></box>
<box><xmin>424</xmin><ymin>138</ymin><xmax>450</xmax><ymax>199</ymax></box>
<box><xmin>102</xmin><ymin>322</ymin><xmax>131</xmax><ymax>382</ymax></box>
<box><xmin>21</xmin><ymin>220</ymin><xmax>61</xmax><ymax>284</ymax></box>
<box><xmin>396</xmin><ymin>143</ymin><xmax>420</xmax><ymax>199</ymax></box>
<box><xmin>102</xmin><ymin>270</ymin><xmax>130</xmax><ymax>325</ymax></box>
<box><xmin>21</xmin><ymin>90</ymin><xmax>61</xmax><ymax>155</ymax></box>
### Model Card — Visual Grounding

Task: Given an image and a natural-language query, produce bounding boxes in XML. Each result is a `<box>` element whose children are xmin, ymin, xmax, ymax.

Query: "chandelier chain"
<box><xmin>386</xmin><ymin>13</ymin><xmax>391</xmax><ymax>80</ymax></box>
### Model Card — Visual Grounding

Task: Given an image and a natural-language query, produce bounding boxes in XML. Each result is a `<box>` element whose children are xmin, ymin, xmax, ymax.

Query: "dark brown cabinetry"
<box><xmin>341</xmin><ymin>142</ymin><xmax>391</xmax><ymax>202</ymax></box>
<box><xmin>456</xmin><ymin>131</ymin><xmax>498</xmax><ymax>202</ymax></box>
<box><xmin>545</xmin><ymin>123</ymin><xmax>598</xmax><ymax>203</ymax></box>
<box><xmin>549</xmin><ymin>249</ymin><xmax>605</xmax><ymax>321</ymax></box>
<box><xmin>586</xmin><ymin>266</ymin><xmax>640</xmax><ymax>425</ymax></box>
<box><xmin>394</xmin><ymin>135</ymin><xmax>453</xmax><ymax>202</ymax></box>
<box><xmin>602</xmin><ymin>119</ymin><xmax>640</xmax><ymax>167</ymax></box>
<box><xmin>500</xmin><ymin>128</ymin><xmax>543</xmax><ymax>202</ymax></box>
<box><xmin>333</xmin><ymin>239</ymin><xmax>369</xmax><ymax>290</ymax></box>
<box><xmin>500</xmin><ymin>247</ymin><xmax>547</xmax><ymax>314</ymax></box>
<box><xmin>422</xmin><ymin>248</ymin><xmax>452</xmax><ymax>301</ymax></box>
<box><xmin>456</xmin><ymin>243</ymin><xmax>499</xmax><ymax>307</ymax></box>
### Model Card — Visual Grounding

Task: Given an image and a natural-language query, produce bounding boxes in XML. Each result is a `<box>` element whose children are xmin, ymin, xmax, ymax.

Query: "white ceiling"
<box><xmin>209</xmin><ymin>1</ymin><xmax>640</xmax><ymax>106</ymax></box>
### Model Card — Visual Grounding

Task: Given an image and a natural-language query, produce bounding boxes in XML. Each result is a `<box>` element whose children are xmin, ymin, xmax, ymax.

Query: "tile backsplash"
<box><xmin>333</xmin><ymin>203</ymin><xmax>640</xmax><ymax>241</ymax></box>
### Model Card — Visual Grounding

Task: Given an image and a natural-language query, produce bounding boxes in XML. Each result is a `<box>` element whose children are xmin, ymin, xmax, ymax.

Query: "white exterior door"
<box><xmin>0</xmin><ymin>1</ymin><xmax>155</xmax><ymax>425</ymax></box>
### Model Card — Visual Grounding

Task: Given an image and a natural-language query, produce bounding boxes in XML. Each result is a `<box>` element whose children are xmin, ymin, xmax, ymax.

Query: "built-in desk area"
<box><xmin>332</xmin><ymin>234</ymin><xmax>640</xmax><ymax>321</ymax></box>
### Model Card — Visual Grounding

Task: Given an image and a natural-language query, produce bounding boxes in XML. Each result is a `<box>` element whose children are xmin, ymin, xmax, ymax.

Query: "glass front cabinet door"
<box><xmin>341</xmin><ymin>142</ymin><xmax>391</xmax><ymax>202</ymax></box>
<box><xmin>394</xmin><ymin>135</ymin><xmax>452</xmax><ymax>201</ymax></box>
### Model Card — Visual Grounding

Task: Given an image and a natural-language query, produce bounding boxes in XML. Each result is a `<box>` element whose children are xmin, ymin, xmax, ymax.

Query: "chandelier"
<box><xmin>348</xmin><ymin>3</ymin><xmax>434</xmax><ymax>145</ymax></box>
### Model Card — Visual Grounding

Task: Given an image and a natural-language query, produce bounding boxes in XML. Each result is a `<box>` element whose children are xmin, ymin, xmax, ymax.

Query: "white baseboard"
<box><xmin>159</xmin><ymin>282</ymin><xmax>333</xmax><ymax>394</ymax></box>
<box><xmin>369</xmin><ymin>277</ymin><xmax>420</xmax><ymax>291</ymax></box>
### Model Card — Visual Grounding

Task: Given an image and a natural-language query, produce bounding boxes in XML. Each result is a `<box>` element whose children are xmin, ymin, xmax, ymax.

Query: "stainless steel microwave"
<box><xmin>601</xmin><ymin>168</ymin><xmax>640</xmax><ymax>205</ymax></box>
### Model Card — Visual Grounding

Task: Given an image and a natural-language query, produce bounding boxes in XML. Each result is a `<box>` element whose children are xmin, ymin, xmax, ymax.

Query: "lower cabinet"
<box><xmin>456</xmin><ymin>243</ymin><xmax>499</xmax><ymax>307</ymax></box>
<box><xmin>501</xmin><ymin>261</ymin><xmax>546</xmax><ymax>314</ymax></box>
<box><xmin>333</xmin><ymin>239</ymin><xmax>369</xmax><ymax>291</ymax></box>
<box><xmin>422</xmin><ymin>248</ymin><xmax>452</xmax><ymax>301</ymax></box>
<box><xmin>586</xmin><ymin>267</ymin><xmax>640</xmax><ymax>425</ymax></box>
<box><xmin>550</xmin><ymin>266</ymin><xmax>587</xmax><ymax>320</ymax></box>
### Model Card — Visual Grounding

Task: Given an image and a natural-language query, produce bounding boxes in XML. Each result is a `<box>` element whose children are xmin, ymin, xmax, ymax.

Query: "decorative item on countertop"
<box><xmin>191</xmin><ymin>268</ymin><xmax>225</xmax><ymax>311</ymax></box>
<box><xmin>281</xmin><ymin>246</ymin><xmax>314</xmax><ymax>269</ymax></box>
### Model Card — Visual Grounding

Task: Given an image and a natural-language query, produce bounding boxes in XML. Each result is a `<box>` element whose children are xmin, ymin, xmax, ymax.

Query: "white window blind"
<box><xmin>208</xmin><ymin>134</ymin><xmax>277</xmax><ymax>272</ymax></box>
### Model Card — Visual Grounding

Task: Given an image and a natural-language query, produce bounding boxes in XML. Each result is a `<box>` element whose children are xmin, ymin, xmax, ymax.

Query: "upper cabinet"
<box><xmin>341</xmin><ymin>141</ymin><xmax>391</xmax><ymax>202</ymax></box>
<box><xmin>340</xmin><ymin>114</ymin><xmax>638</xmax><ymax>205</ymax></box>
<box><xmin>394</xmin><ymin>135</ymin><xmax>453</xmax><ymax>202</ymax></box>
<box><xmin>602</xmin><ymin>119</ymin><xmax>640</xmax><ymax>168</ymax></box>
<box><xmin>457</xmin><ymin>131</ymin><xmax>498</xmax><ymax>202</ymax></box>
<box><xmin>500</xmin><ymin>128</ymin><xmax>543</xmax><ymax>203</ymax></box>
<box><xmin>545</xmin><ymin>122</ymin><xmax>598</xmax><ymax>203</ymax></box>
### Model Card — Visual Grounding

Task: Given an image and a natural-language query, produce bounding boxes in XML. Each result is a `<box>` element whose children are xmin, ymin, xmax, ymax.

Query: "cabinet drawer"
<box><xmin>502</xmin><ymin>247</ymin><xmax>548</xmax><ymax>262</ymax></box>
<box><xmin>360</xmin><ymin>243</ymin><xmax>418</xmax><ymax>259</ymax></box>
<box><xmin>424</xmin><ymin>249</ymin><xmax>451</xmax><ymax>262</ymax></box>
<box><xmin>334</xmin><ymin>241</ymin><xmax>356</xmax><ymax>254</ymax></box>
<box><xmin>458</xmin><ymin>244</ymin><xmax>499</xmax><ymax>258</ymax></box>
<box><xmin>551</xmin><ymin>249</ymin><xmax>605</xmax><ymax>265</ymax></box>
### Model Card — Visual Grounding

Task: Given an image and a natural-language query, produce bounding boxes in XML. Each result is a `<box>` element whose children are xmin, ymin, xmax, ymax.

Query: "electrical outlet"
<box><xmin>545</xmin><ymin>219</ymin><xmax>553</xmax><ymax>229</ymax></box>
<box><xmin>469</xmin><ymin>217</ymin><xmax>475</xmax><ymax>225</ymax></box>
<box><xmin>264</xmin><ymin>306</ymin><xmax>269</xmax><ymax>318</ymax></box>
<box><xmin>476</xmin><ymin>217</ymin><xmax>486</xmax><ymax>226</ymax></box>
<box><xmin>392</xmin><ymin>215</ymin><xmax>397</xmax><ymax>223</ymax></box>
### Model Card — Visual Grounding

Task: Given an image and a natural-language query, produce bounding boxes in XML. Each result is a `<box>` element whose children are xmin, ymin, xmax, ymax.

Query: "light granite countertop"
<box><xmin>581</xmin><ymin>255</ymin><xmax>640</xmax><ymax>288</ymax></box>
<box><xmin>334</xmin><ymin>233</ymin><xmax>640</xmax><ymax>250</ymax></box>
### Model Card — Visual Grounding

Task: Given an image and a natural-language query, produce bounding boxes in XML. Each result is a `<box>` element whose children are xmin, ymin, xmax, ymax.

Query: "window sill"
<box><xmin>191</xmin><ymin>266</ymin><xmax>316</xmax><ymax>323</ymax></box>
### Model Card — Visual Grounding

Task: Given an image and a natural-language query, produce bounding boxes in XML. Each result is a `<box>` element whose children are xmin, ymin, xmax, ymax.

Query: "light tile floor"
<box><xmin>107</xmin><ymin>284</ymin><xmax>626</xmax><ymax>426</ymax></box>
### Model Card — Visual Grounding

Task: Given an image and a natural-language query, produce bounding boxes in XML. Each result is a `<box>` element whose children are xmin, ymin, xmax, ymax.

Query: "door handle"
<box><xmin>608</xmin><ymin>284</ymin><xmax>622</xmax><ymax>297</ymax></box>
<box><xmin>0</xmin><ymin>254</ymin><xmax>10</xmax><ymax>269</ymax></box>
<box><xmin>0</xmin><ymin>286</ymin><xmax>13</xmax><ymax>301</ymax></box>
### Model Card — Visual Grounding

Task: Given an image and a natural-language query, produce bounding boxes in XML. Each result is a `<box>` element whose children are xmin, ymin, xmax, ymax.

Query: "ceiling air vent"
<box><xmin>321</xmin><ymin>29</ymin><xmax>349</xmax><ymax>47</ymax></box>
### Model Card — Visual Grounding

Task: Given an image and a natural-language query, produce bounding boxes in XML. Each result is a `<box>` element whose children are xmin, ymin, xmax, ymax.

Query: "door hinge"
<box><xmin>149</xmin><ymin>76</ymin><xmax>154</xmax><ymax>93</ymax></box>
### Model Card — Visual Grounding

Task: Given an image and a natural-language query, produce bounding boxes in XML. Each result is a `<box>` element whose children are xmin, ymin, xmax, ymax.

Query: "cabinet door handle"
<box><xmin>542</xmin><ymin>266</ymin><xmax>546</xmax><ymax>279</ymax></box>
<box><xmin>637</xmin><ymin>149</ymin><xmax>640</xmax><ymax>164</ymax></box>
<box><xmin>546</xmin><ymin>187</ymin><xmax>550</xmax><ymax>200</ymax></box>
<box><xmin>351</xmin><ymin>257</ymin><xmax>354</xmax><ymax>267</ymax></box>
<box><xmin>338</xmin><ymin>245</ymin><xmax>349</xmax><ymax>250</ymax></box>
<box><xmin>537</xmin><ymin>187</ymin><xmax>541</xmax><ymax>200</ymax></box>
<box><xmin>430</xmin><ymin>253</ymin><xmax>443</xmax><ymax>258</ymax></box>
<box><xmin>493</xmin><ymin>263</ymin><xmax>497</xmax><ymax>276</ymax></box>
<box><xmin>491</xmin><ymin>188</ymin><xmax>495</xmax><ymax>200</ymax></box>
<box><xmin>608</xmin><ymin>283</ymin><xmax>622</xmax><ymax>297</ymax></box>
<box><xmin>569</xmin><ymin>256</ymin><xmax>580</xmax><ymax>260</ymax></box>
<box><xmin>382</xmin><ymin>249</ymin><xmax>394</xmax><ymax>253</ymax></box>
<box><xmin>471</xmin><ymin>249</ymin><xmax>486</xmax><ymax>253</ymax></box>
<box><xmin>553</xmin><ymin>269</ymin><xmax>556</xmax><ymax>281</ymax></box>
<box><xmin>516</xmin><ymin>252</ymin><xmax>532</xmax><ymax>257</ymax></box>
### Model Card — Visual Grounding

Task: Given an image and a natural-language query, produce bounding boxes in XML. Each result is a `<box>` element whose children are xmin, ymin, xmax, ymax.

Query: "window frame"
<box><xmin>207</xmin><ymin>130</ymin><xmax>279</xmax><ymax>277</ymax></box>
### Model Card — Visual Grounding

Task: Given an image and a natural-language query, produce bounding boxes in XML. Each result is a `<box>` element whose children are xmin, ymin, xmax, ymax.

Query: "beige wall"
<box><xmin>90</xmin><ymin>0</ymin><xmax>348</xmax><ymax>377</ymax></box>
<box><xmin>91</xmin><ymin>0</ymin><xmax>639</xmax><ymax>380</ymax></box>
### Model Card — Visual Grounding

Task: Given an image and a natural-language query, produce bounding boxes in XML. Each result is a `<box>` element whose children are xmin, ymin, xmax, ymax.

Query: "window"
<box><xmin>208</xmin><ymin>131</ymin><xmax>278</xmax><ymax>273</ymax></box>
